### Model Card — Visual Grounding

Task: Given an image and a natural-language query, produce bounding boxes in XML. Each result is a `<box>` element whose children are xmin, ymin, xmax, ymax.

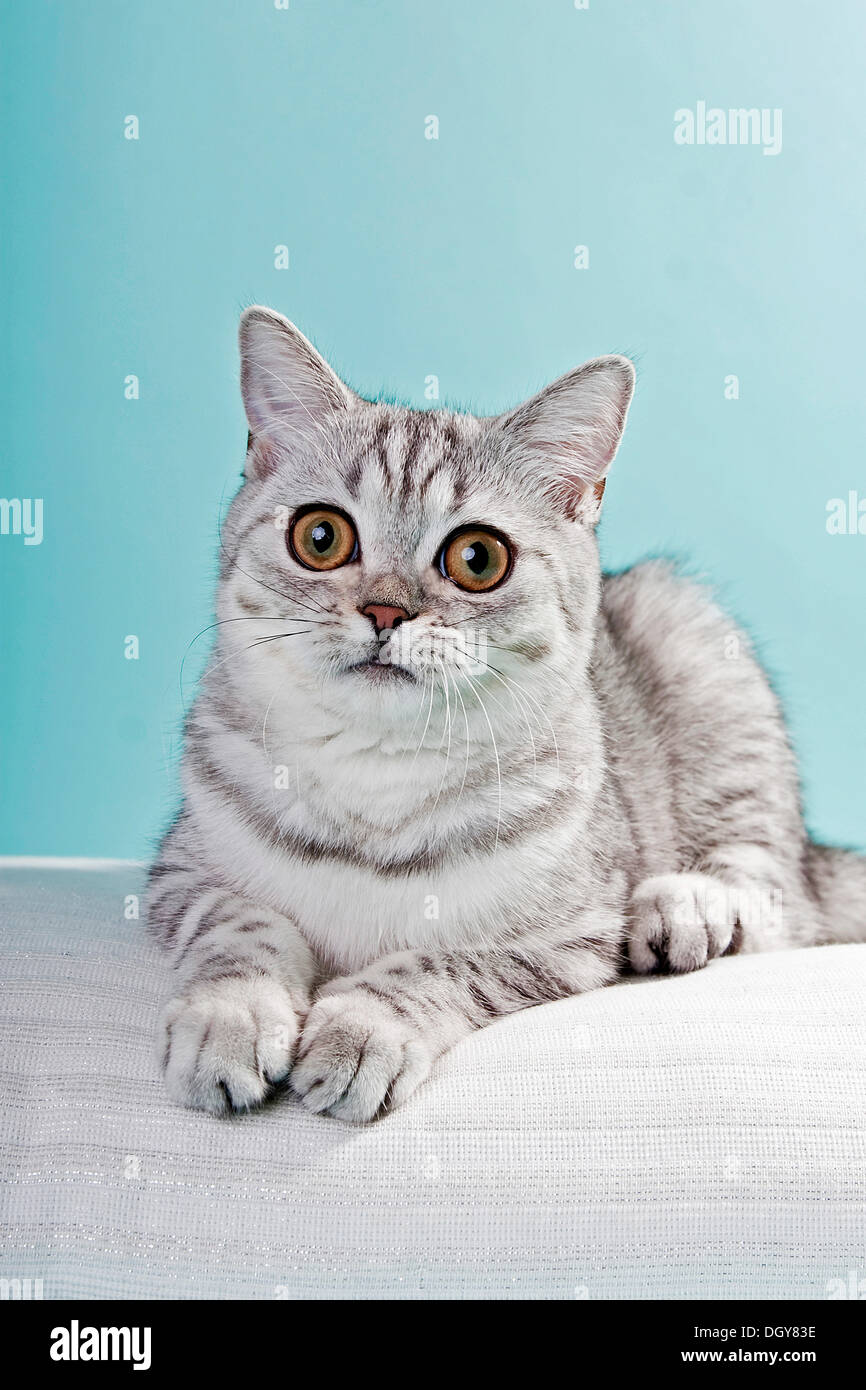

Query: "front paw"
<box><xmin>627</xmin><ymin>872</ymin><xmax>740</xmax><ymax>975</ymax></box>
<box><xmin>160</xmin><ymin>976</ymin><xmax>301</xmax><ymax>1115</ymax></box>
<box><xmin>291</xmin><ymin>988</ymin><xmax>432</xmax><ymax>1123</ymax></box>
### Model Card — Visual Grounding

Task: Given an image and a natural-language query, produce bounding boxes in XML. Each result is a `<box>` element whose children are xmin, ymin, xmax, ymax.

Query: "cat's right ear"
<box><xmin>239</xmin><ymin>307</ymin><xmax>352</xmax><ymax>477</ymax></box>
<box><xmin>496</xmin><ymin>356</ymin><xmax>634</xmax><ymax>524</ymax></box>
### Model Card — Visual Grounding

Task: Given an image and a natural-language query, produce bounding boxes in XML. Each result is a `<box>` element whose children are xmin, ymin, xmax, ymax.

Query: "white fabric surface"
<box><xmin>1</xmin><ymin>862</ymin><xmax>864</xmax><ymax>1300</ymax></box>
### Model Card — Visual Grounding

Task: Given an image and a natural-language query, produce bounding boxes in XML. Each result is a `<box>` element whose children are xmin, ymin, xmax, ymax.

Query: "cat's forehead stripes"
<box><xmin>342</xmin><ymin>408</ymin><xmax>474</xmax><ymax>514</ymax></box>
<box><xmin>398</xmin><ymin>413</ymin><xmax>439</xmax><ymax>505</ymax></box>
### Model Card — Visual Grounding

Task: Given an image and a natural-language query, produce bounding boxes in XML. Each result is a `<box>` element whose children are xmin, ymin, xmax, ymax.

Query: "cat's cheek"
<box><xmin>291</xmin><ymin>990</ymin><xmax>433</xmax><ymax>1123</ymax></box>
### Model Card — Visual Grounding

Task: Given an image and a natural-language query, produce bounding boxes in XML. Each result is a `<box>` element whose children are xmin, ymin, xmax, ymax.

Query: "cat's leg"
<box><xmin>291</xmin><ymin>914</ymin><xmax>621</xmax><ymax>1123</ymax></box>
<box><xmin>627</xmin><ymin>844</ymin><xmax>790</xmax><ymax>975</ymax></box>
<box><xmin>147</xmin><ymin>867</ymin><xmax>317</xmax><ymax>1114</ymax></box>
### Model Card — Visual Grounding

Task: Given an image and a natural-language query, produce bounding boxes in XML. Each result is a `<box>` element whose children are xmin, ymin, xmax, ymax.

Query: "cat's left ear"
<box><xmin>497</xmin><ymin>356</ymin><xmax>634</xmax><ymax>524</ymax></box>
<box><xmin>239</xmin><ymin>306</ymin><xmax>353</xmax><ymax>477</ymax></box>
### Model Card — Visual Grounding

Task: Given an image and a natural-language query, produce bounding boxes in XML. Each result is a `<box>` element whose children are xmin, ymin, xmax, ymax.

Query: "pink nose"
<box><xmin>361</xmin><ymin>603</ymin><xmax>410</xmax><ymax>633</ymax></box>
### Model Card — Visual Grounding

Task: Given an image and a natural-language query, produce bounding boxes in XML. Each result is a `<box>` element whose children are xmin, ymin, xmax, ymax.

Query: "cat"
<box><xmin>146</xmin><ymin>305</ymin><xmax>866</xmax><ymax>1122</ymax></box>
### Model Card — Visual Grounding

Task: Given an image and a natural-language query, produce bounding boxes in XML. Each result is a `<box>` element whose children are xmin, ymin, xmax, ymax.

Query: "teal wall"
<box><xmin>2</xmin><ymin>0</ymin><xmax>864</xmax><ymax>858</ymax></box>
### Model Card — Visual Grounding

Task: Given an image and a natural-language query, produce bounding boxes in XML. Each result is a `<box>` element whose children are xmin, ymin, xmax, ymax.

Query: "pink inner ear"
<box><xmin>557</xmin><ymin>473</ymin><xmax>607</xmax><ymax>522</ymax></box>
<box><xmin>539</xmin><ymin>440</ymin><xmax>603</xmax><ymax>519</ymax></box>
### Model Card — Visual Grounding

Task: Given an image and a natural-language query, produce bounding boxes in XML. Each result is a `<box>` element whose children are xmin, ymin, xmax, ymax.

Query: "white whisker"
<box><xmin>462</xmin><ymin>670</ymin><xmax>503</xmax><ymax>855</ymax></box>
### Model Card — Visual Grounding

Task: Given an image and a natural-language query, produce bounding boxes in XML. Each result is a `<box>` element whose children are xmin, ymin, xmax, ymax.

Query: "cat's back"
<box><xmin>595</xmin><ymin>559</ymin><xmax>801</xmax><ymax>862</ymax></box>
<box><xmin>600</xmin><ymin>558</ymin><xmax>746</xmax><ymax>680</ymax></box>
<box><xmin>598</xmin><ymin>557</ymin><xmax>780</xmax><ymax>733</ymax></box>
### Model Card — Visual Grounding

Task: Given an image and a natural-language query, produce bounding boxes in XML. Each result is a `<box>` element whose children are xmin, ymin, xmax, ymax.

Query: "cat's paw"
<box><xmin>291</xmin><ymin>989</ymin><xmax>433</xmax><ymax>1123</ymax></box>
<box><xmin>160</xmin><ymin>976</ymin><xmax>300</xmax><ymax>1115</ymax></box>
<box><xmin>627</xmin><ymin>872</ymin><xmax>740</xmax><ymax>975</ymax></box>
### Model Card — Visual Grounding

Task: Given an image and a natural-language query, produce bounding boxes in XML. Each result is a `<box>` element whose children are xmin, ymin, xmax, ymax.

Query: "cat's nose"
<box><xmin>360</xmin><ymin>603</ymin><xmax>411</xmax><ymax>633</ymax></box>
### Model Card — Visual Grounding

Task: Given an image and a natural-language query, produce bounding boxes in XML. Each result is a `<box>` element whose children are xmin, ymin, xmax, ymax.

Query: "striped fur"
<box><xmin>147</xmin><ymin>307</ymin><xmax>866</xmax><ymax>1121</ymax></box>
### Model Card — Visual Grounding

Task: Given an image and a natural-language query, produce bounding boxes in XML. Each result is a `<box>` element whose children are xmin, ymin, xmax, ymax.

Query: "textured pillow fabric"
<box><xmin>1</xmin><ymin>862</ymin><xmax>864</xmax><ymax>1300</ymax></box>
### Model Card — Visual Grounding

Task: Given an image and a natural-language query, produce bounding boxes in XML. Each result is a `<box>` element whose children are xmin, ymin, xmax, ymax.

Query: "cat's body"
<box><xmin>147</xmin><ymin>308</ymin><xmax>866</xmax><ymax>1121</ymax></box>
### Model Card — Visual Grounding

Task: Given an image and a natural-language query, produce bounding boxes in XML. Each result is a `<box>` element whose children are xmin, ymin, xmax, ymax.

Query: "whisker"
<box><xmin>409</xmin><ymin>667</ymin><xmax>438</xmax><ymax>771</ymax></box>
<box><xmin>180</xmin><ymin>613</ymin><xmax>304</xmax><ymax>705</ymax></box>
<box><xmin>223</xmin><ymin>541</ymin><xmax>331</xmax><ymax>621</ymax></box>
<box><xmin>485</xmin><ymin>641</ymin><xmax>576</xmax><ymax>691</ymax></box>
<box><xmin>476</xmin><ymin>657</ymin><xmax>561</xmax><ymax>784</ymax></box>
<box><xmin>398</xmin><ymin>669</ymin><xmax>434</xmax><ymax>766</ymax></box>
<box><xmin>215</xmin><ymin>488</ymin><xmax>331</xmax><ymax>621</ymax></box>
<box><xmin>461</xmin><ymin>671</ymin><xmax>503</xmax><ymax>855</ymax></box>
<box><xmin>410</xmin><ymin>664</ymin><xmax>457</xmax><ymax>844</ymax></box>
<box><xmin>195</xmin><ymin>630</ymin><xmax>315</xmax><ymax>687</ymax></box>
<box><xmin>479</xmin><ymin>664</ymin><xmax>539</xmax><ymax>784</ymax></box>
<box><xmin>435</xmin><ymin>655</ymin><xmax>452</xmax><ymax>754</ymax></box>
<box><xmin>450</xmin><ymin>672</ymin><xmax>473</xmax><ymax>807</ymax></box>
<box><xmin>420</xmin><ymin>655</ymin><xmax>454</xmax><ymax>825</ymax></box>
<box><xmin>448</xmin><ymin>621</ymin><xmax>575</xmax><ymax>690</ymax></box>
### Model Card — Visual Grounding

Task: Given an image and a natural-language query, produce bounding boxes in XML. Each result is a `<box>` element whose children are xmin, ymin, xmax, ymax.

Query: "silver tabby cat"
<box><xmin>147</xmin><ymin>306</ymin><xmax>866</xmax><ymax>1122</ymax></box>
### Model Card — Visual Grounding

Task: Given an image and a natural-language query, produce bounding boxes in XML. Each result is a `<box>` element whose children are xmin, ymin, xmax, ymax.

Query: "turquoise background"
<box><xmin>2</xmin><ymin>0</ymin><xmax>864</xmax><ymax>859</ymax></box>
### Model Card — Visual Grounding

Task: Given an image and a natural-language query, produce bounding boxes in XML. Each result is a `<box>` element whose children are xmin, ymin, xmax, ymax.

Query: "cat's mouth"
<box><xmin>346</xmin><ymin>658</ymin><xmax>416</xmax><ymax>684</ymax></box>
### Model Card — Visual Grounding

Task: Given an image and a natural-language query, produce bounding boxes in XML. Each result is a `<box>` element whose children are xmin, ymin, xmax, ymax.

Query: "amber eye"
<box><xmin>439</xmin><ymin>526</ymin><xmax>512</xmax><ymax>592</ymax></box>
<box><xmin>289</xmin><ymin>507</ymin><xmax>358</xmax><ymax>571</ymax></box>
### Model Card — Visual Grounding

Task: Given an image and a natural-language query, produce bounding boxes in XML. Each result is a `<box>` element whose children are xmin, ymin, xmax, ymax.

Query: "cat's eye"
<box><xmin>439</xmin><ymin>526</ymin><xmax>512</xmax><ymax>592</ymax></box>
<box><xmin>288</xmin><ymin>506</ymin><xmax>358</xmax><ymax>571</ymax></box>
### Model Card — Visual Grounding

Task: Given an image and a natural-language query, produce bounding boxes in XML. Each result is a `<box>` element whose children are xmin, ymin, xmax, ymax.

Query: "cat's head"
<box><xmin>217</xmin><ymin>307</ymin><xmax>633</xmax><ymax>740</ymax></box>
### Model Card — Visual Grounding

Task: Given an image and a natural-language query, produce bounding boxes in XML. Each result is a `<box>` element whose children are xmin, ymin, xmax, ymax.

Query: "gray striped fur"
<box><xmin>147</xmin><ymin>306</ymin><xmax>866</xmax><ymax>1121</ymax></box>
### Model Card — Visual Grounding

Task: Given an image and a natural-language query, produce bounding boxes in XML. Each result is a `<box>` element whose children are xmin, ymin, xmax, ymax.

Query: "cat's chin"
<box><xmin>344</xmin><ymin>659</ymin><xmax>417</xmax><ymax>685</ymax></box>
